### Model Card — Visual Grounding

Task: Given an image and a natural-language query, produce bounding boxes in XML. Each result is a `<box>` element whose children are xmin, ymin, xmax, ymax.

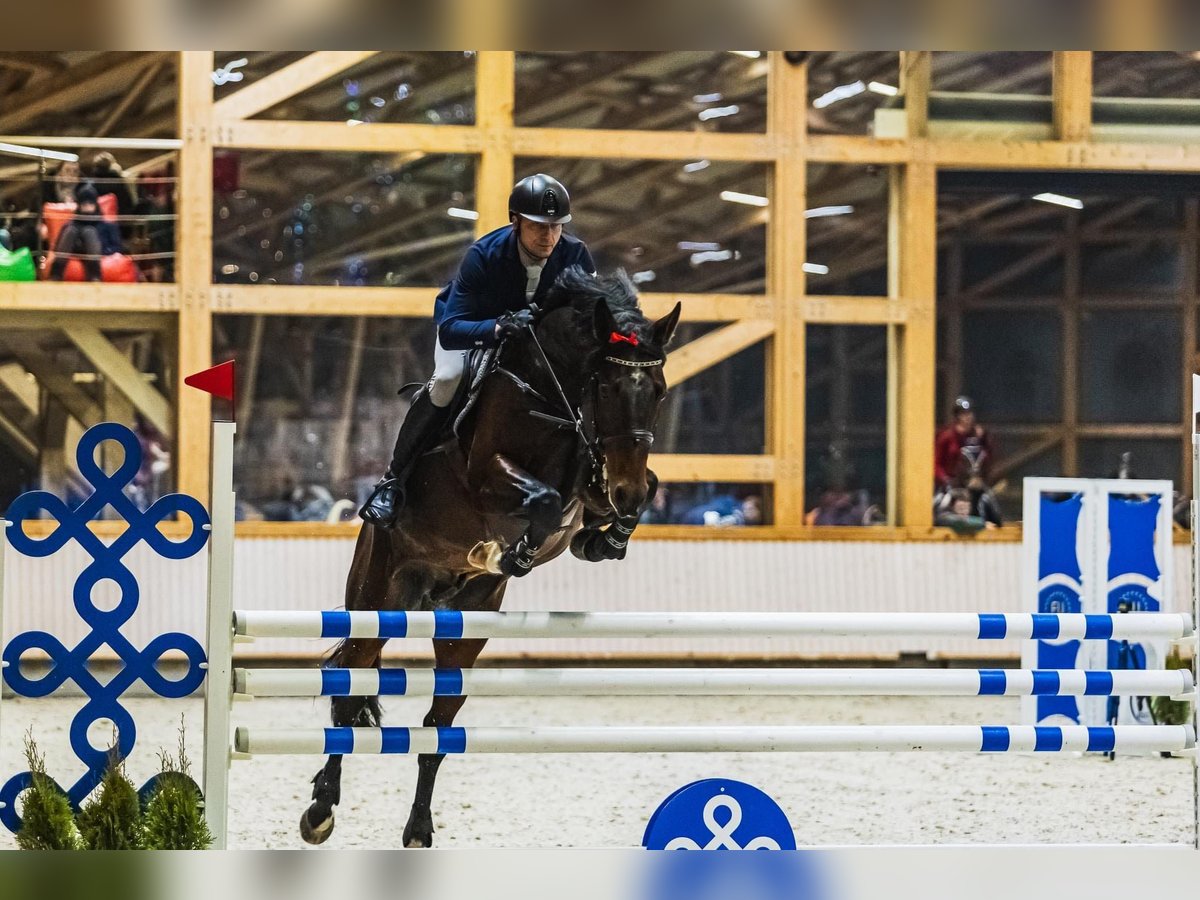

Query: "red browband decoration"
<box><xmin>609</xmin><ymin>331</ymin><xmax>639</xmax><ymax>346</ymax></box>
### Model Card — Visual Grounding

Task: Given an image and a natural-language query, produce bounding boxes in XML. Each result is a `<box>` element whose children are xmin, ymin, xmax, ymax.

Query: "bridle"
<box><xmin>499</xmin><ymin>322</ymin><xmax>663</xmax><ymax>501</ymax></box>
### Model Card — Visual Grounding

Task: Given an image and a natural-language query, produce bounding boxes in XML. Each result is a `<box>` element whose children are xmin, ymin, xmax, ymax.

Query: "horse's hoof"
<box><xmin>300</xmin><ymin>802</ymin><xmax>335</xmax><ymax>845</ymax></box>
<box><xmin>402</xmin><ymin>822</ymin><xmax>434</xmax><ymax>849</ymax></box>
<box><xmin>467</xmin><ymin>540</ymin><xmax>504</xmax><ymax>574</ymax></box>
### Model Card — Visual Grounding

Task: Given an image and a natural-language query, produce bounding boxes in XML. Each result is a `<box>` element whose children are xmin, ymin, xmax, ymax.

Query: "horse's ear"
<box><xmin>651</xmin><ymin>302</ymin><xmax>682</xmax><ymax>348</ymax></box>
<box><xmin>592</xmin><ymin>298</ymin><xmax>619</xmax><ymax>343</ymax></box>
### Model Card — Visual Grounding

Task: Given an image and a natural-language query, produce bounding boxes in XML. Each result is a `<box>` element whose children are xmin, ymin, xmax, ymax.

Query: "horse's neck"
<box><xmin>511</xmin><ymin>324</ymin><xmax>591</xmax><ymax>405</ymax></box>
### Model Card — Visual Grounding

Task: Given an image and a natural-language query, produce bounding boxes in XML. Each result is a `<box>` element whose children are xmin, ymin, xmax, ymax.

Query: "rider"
<box><xmin>934</xmin><ymin>395</ymin><xmax>994</xmax><ymax>490</ymax></box>
<box><xmin>359</xmin><ymin>173</ymin><xmax>596</xmax><ymax>528</ymax></box>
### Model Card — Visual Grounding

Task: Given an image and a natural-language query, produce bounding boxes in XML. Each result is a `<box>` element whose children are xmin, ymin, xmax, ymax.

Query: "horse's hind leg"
<box><xmin>402</xmin><ymin>574</ymin><xmax>506</xmax><ymax>848</ymax></box>
<box><xmin>300</xmin><ymin>636</ymin><xmax>386</xmax><ymax>845</ymax></box>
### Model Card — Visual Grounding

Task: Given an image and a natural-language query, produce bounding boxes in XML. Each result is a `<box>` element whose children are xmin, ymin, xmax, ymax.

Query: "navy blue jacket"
<box><xmin>434</xmin><ymin>225</ymin><xmax>596</xmax><ymax>350</ymax></box>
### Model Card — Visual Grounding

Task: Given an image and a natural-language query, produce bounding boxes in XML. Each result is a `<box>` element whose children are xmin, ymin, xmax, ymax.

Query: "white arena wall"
<box><xmin>3</xmin><ymin>538</ymin><xmax>1193</xmax><ymax>663</ymax></box>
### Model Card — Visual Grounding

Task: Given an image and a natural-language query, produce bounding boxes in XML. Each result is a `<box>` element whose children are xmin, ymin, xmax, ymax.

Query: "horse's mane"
<box><xmin>544</xmin><ymin>266</ymin><xmax>660</xmax><ymax>354</ymax></box>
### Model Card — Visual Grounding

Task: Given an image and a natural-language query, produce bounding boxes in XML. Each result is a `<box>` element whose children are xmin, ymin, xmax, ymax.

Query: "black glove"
<box><xmin>495</xmin><ymin>308</ymin><xmax>535</xmax><ymax>341</ymax></box>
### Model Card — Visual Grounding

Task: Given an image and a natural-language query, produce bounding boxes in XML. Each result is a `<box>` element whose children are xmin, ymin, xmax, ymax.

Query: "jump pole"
<box><xmin>201</xmin><ymin>421</ymin><xmax>236</xmax><ymax>850</ymax></box>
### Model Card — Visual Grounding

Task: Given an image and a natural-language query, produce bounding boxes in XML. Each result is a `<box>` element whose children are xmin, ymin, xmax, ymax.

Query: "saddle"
<box><xmin>398</xmin><ymin>348</ymin><xmax>499</xmax><ymax>448</ymax></box>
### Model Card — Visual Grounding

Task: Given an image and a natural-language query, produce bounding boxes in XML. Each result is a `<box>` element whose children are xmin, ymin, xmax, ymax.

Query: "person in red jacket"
<box><xmin>934</xmin><ymin>395</ymin><xmax>994</xmax><ymax>489</ymax></box>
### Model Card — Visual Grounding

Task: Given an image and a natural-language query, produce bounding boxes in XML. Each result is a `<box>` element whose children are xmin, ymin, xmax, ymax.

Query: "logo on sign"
<box><xmin>643</xmin><ymin>779</ymin><xmax>796</xmax><ymax>851</ymax></box>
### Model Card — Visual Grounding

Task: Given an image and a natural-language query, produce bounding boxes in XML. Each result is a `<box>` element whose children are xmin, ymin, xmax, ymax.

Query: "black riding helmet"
<box><xmin>508</xmin><ymin>173</ymin><xmax>572</xmax><ymax>224</ymax></box>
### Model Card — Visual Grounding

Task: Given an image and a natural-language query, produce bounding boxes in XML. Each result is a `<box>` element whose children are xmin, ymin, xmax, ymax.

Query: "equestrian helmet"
<box><xmin>509</xmin><ymin>173</ymin><xmax>572</xmax><ymax>224</ymax></box>
<box><xmin>953</xmin><ymin>395</ymin><xmax>974</xmax><ymax>416</ymax></box>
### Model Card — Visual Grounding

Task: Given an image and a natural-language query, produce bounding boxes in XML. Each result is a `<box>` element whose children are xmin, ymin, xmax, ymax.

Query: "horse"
<box><xmin>300</xmin><ymin>267</ymin><xmax>681</xmax><ymax>846</ymax></box>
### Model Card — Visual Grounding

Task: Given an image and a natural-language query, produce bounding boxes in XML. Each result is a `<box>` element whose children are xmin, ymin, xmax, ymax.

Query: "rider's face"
<box><xmin>514</xmin><ymin>216</ymin><xmax>563</xmax><ymax>260</ymax></box>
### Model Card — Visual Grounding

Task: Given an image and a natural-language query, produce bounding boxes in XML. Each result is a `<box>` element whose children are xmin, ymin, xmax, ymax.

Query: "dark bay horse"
<box><xmin>301</xmin><ymin>267</ymin><xmax>681</xmax><ymax>846</ymax></box>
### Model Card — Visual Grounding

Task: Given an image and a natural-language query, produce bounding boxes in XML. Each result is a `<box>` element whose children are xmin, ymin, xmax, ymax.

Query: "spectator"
<box><xmin>90</xmin><ymin>151</ymin><xmax>138</xmax><ymax>241</ymax></box>
<box><xmin>935</xmin><ymin>487</ymin><xmax>992</xmax><ymax>534</ymax></box>
<box><xmin>934</xmin><ymin>395</ymin><xmax>994</xmax><ymax>489</ymax></box>
<box><xmin>639</xmin><ymin>485</ymin><xmax>671</xmax><ymax>525</ymax></box>
<box><xmin>49</xmin><ymin>181</ymin><xmax>121</xmax><ymax>282</ymax></box>
<box><xmin>681</xmin><ymin>492</ymin><xmax>763</xmax><ymax>527</ymax></box>
<box><xmin>806</xmin><ymin>487</ymin><xmax>876</xmax><ymax>526</ymax></box>
<box><xmin>43</xmin><ymin>158</ymin><xmax>80</xmax><ymax>205</ymax></box>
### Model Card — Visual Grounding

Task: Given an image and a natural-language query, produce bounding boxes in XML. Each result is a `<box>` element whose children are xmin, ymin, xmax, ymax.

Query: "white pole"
<box><xmin>232</xmin><ymin>610</ymin><xmax>1196</xmax><ymax>641</ymax></box>
<box><xmin>201</xmin><ymin>422</ymin><xmax>236</xmax><ymax>850</ymax></box>
<box><xmin>234</xmin><ymin>724</ymin><xmax>1197</xmax><ymax>757</ymax></box>
<box><xmin>232</xmin><ymin>666</ymin><xmax>1195</xmax><ymax>699</ymax></box>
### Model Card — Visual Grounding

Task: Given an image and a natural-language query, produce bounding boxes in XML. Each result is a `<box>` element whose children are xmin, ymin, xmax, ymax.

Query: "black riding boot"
<box><xmin>359</xmin><ymin>391</ymin><xmax>450</xmax><ymax>528</ymax></box>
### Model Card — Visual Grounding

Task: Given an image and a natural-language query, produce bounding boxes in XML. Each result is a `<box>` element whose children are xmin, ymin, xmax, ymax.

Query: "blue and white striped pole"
<box><xmin>234</xmin><ymin>724</ymin><xmax>1197</xmax><ymax>757</ymax></box>
<box><xmin>233</xmin><ymin>666</ymin><xmax>1196</xmax><ymax>699</ymax></box>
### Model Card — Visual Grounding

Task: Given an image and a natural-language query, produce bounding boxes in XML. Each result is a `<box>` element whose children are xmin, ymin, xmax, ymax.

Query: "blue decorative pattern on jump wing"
<box><xmin>0</xmin><ymin>422</ymin><xmax>210</xmax><ymax>832</ymax></box>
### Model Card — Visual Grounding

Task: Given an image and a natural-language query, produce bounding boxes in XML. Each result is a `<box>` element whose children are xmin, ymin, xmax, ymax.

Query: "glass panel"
<box><xmin>932</xmin><ymin>52</ymin><xmax>1053</xmax><ymax>95</ymax></box>
<box><xmin>806</xmin><ymin>163</ymin><xmax>888</xmax><ymax>296</ymax></box>
<box><xmin>961</xmin><ymin>243</ymin><xmax>1065</xmax><ymax>297</ymax></box>
<box><xmin>1094</xmin><ymin>52</ymin><xmax>1200</xmax><ymax>100</ymax></box>
<box><xmin>658</xmin><ymin>324</ymin><xmax>766</xmax><ymax>455</ymax></box>
<box><xmin>0</xmin><ymin>324</ymin><xmax>174</xmax><ymax>514</ymax></box>
<box><xmin>214</xmin><ymin>314</ymin><xmax>432</xmax><ymax>519</ymax></box>
<box><xmin>0</xmin><ymin>52</ymin><xmax>177</xmax><ymax>139</ymax></box>
<box><xmin>807</xmin><ymin>52</ymin><xmax>899</xmax><ymax>136</ymax></box>
<box><xmin>805</xmin><ymin>325</ymin><xmax>888</xmax><ymax>525</ymax></box>
<box><xmin>644</xmin><ymin>483</ymin><xmax>772</xmax><ymax>526</ymax></box>
<box><xmin>212</xmin><ymin>151</ymin><xmax>476</xmax><ymax>287</ymax></box>
<box><xmin>1078</xmin><ymin>438</ymin><xmax>1182</xmax><ymax>484</ymax></box>
<box><xmin>990</xmin><ymin>442</ymin><xmax>1061</xmax><ymax>522</ymax></box>
<box><xmin>962</xmin><ymin>310</ymin><xmax>1062</xmax><ymax>424</ymax></box>
<box><xmin>515</xmin><ymin>52</ymin><xmax>766</xmax><ymax>133</ymax></box>
<box><xmin>1079</xmin><ymin>310</ymin><xmax>1181</xmax><ymax>424</ymax></box>
<box><xmin>1080</xmin><ymin>240</ymin><xmax>1182</xmax><ymax>295</ymax></box>
<box><xmin>218</xmin><ymin>52</ymin><xmax>477</xmax><ymax>125</ymax></box>
<box><xmin>513</xmin><ymin>157</ymin><xmax>769</xmax><ymax>294</ymax></box>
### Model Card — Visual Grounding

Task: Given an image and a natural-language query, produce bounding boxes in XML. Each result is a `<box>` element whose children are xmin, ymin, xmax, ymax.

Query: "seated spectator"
<box><xmin>681</xmin><ymin>492</ymin><xmax>763</xmax><ymax>527</ymax></box>
<box><xmin>0</xmin><ymin>224</ymin><xmax>10</xmax><ymax>250</ymax></box>
<box><xmin>934</xmin><ymin>395</ymin><xmax>994</xmax><ymax>490</ymax></box>
<box><xmin>935</xmin><ymin>487</ymin><xmax>993</xmax><ymax>534</ymax></box>
<box><xmin>91</xmin><ymin>151</ymin><xmax>138</xmax><ymax>242</ymax></box>
<box><xmin>44</xmin><ymin>158</ymin><xmax>80</xmax><ymax>205</ymax></box>
<box><xmin>639</xmin><ymin>485</ymin><xmax>671</xmax><ymax>525</ymax></box>
<box><xmin>806</xmin><ymin>487</ymin><xmax>876</xmax><ymax>526</ymax></box>
<box><xmin>49</xmin><ymin>182</ymin><xmax>122</xmax><ymax>282</ymax></box>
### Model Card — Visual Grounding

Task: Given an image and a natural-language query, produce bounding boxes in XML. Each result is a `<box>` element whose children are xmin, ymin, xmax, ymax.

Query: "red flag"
<box><xmin>185</xmin><ymin>360</ymin><xmax>236</xmax><ymax>405</ymax></box>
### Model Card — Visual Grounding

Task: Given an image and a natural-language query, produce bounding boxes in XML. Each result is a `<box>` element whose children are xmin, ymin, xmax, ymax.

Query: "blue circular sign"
<box><xmin>643</xmin><ymin>779</ymin><xmax>796</xmax><ymax>850</ymax></box>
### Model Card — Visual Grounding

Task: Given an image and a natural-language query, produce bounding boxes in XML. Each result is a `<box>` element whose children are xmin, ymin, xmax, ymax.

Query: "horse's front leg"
<box><xmin>571</xmin><ymin>468</ymin><xmax>658</xmax><ymax>563</ymax></box>
<box><xmin>468</xmin><ymin>453</ymin><xmax>563</xmax><ymax>577</ymax></box>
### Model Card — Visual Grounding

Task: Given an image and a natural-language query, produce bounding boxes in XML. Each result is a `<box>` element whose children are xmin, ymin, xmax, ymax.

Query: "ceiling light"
<box><xmin>691</xmin><ymin>250</ymin><xmax>734</xmax><ymax>265</ymax></box>
<box><xmin>693</xmin><ymin>92</ymin><xmax>723</xmax><ymax>104</ymax></box>
<box><xmin>682</xmin><ymin>159</ymin><xmax>711</xmax><ymax>174</ymax></box>
<box><xmin>1033</xmin><ymin>192</ymin><xmax>1084</xmax><ymax>210</ymax></box>
<box><xmin>729</xmin><ymin>51</ymin><xmax>762</xmax><ymax>59</ymax></box>
<box><xmin>632</xmin><ymin>270</ymin><xmax>657</xmax><ymax>284</ymax></box>
<box><xmin>805</xmin><ymin>205</ymin><xmax>855</xmax><ymax>218</ymax></box>
<box><xmin>678</xmin><ymin>241</ymin><xmax>722</xmax><ymax>251</ymax></box>
<box><xmin>447</xmin><ymin>207</ymin><xmax>480</xmax><ymax>220</ymax></box>
<box><xmin>803</xmin><ymin>263</ymin><xmax>830</xmax><ymax>275</ymax></box>
<box><xmin>720</xmin><ymin>190</ymin><xmax>769</xmax><ymax>207</ymax></box>
<box><xmin>813</xmin><ymin>80</ymin><xmax>867</xmax><ymax>109</ymax></box>
<box><xmin>698</xmin><ymin>105</ymin><xmax>740</xmax><ymax>121</ymax></box>
<box><xmin>868</xmin><ymin>82</ymin><xmax>899</xmax><ymax>96</ymax></box>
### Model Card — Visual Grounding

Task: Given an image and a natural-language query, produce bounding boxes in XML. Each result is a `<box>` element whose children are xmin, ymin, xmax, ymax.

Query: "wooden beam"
<box><xmin>61</xmin><ymin>325</ymin><xmax>172</xmax><ymax>436</ymax></box>
<box><xmin>212</xmin><ymin>284</ymin><xmax>435</xmax><ymax>317</ymax></box>
<box><xmin>768</xmin><ymin>51</ymin><xmax>807</xmax><ymax>526</ymax></box>
<box><xmin>475</xmin><ymin>52</ymin><xmax>515</xmax><ymax>234</ymax></box>
<box><xmin>1052</xmin><ymin>52</ymin><xmax>1093</xmax><ymax>143</ymax></box>
<box><xmin>807</xmin><ymin>135</ymin><xmax>912</xmax><ymax>165</ymax></box>
<box><xmin>177</xmin><ymin>51</ymin><xmax>215</xmax><ymax>502</ymax></box>
<box><xmin>664</xmin><ymin>320</ymin><xmax>775</xmax><ymax>386</ymax></box>
<box><xmin>900</xmin><ymin>51</ymin><xmax>931</xmax><ymax>139</ymax></box>
<box><xmin>96</xmin><ymin>57</ymin><xmax>166</xmax><ymax>138</ymax></box>
<box><xmin>212</xmin><ymin>52</ymin><xmax>380</xmax><ymax>121</ymax></box>
<box><xmin>510</xmin><ymin>127</ymin><xmax>777</xmax><ymax>161</ymax></box>
<box><xmin>0</xmin><ymin>339</ymin><xmax>104</xmax><ymax>428</ymax></box>
<box><xmin>892</xmin><ymin>161</ymin><xmax>937</xmax><ymax>527</ymax></box>
<box><xmin>0</xmin><ymin>408</ymin><xmax>36</xmax><ymax>460</ymax></box>
<box><xmin>329</xmin><ymin>318</ymin><xmax>366</xmax><ymax>486</ymax></box>
<box><xmin>649</xmin><ymin>454</ymin><xmax>776</xmax><ymax>482</ymax></box>
<box><xmin>641</xmin><ymin>293</ymin><xmax>773</xmax><ymax>322</ymax></box>
<box><xmin>0</xmin><ymin>362</ymin><xmax>38</xmax><ymax>414</ymax></box>
<box><xmin>212</xmin><ymin>119</ymin><xmax>482</xmax><ymax>154</ymax></box>
<box><xmin>0</xmin><ymin>282</ymin><xmax>179</xmax><ymax>312</ymax></box>
<box><xmin>803</xmin><ymin>296</ymin><xmax>909</xmax><ymax>325</ymax></box>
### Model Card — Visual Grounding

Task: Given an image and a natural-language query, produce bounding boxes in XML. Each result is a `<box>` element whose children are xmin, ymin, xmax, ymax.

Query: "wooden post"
<box><xmin>1052</xmin><ymin>52</ymin><xmax>1093</xmax><ymax>143</ymax></box>
<box><xmin>177</xmin><ymin>52</ymin><xmax>215</xmax><ymax>502</ymax></box>
<box><xmin>1062</xmin><ymin>210</ymin><xmax>1081</xmax><ymax>476</ymax></box>
<box><xmin>767</xmin><ymin>52</ymin><xmax>807</xmax><ymax>526</ymax></box>
<box><xmin>891</xmin><ymin>161</ymin><xmax>937</xmax><ymax>527</ymax></box>
<box><xmin>475</xmin><ymin>52</ymin><xmax>515</xmax><ymax>235</ymax></box>
<box><xmin>900</xmin><ymin>52</ymin><xmax>931</xmax><ymax>139</ymax></box>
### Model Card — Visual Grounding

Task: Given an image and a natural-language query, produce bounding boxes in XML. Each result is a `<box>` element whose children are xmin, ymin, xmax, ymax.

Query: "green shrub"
<box><xmin>141</xmin><ymin>720</ymin><xmax>212</xmax><ymax>850</ymax></box>
<box><xmin>77</xmin><ymin>749</ymin><xmax>143</xmax><ymax>850</ymax></box>
<box><xmin>16</xmin><ymin>732</ymin><xmax>81</xmax><ymax>850</ymax></box>
<box><xmin>1151</xmin><ymin>648</ymin><xmax>1194</xmax><ymax>727</ymax></box>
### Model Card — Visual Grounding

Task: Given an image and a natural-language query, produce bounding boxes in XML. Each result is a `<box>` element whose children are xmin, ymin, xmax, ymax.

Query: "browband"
<box><xmin>604</xmin><ymin>356</ymin><xmax>663</xmax><ymax>368</ymax></box>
